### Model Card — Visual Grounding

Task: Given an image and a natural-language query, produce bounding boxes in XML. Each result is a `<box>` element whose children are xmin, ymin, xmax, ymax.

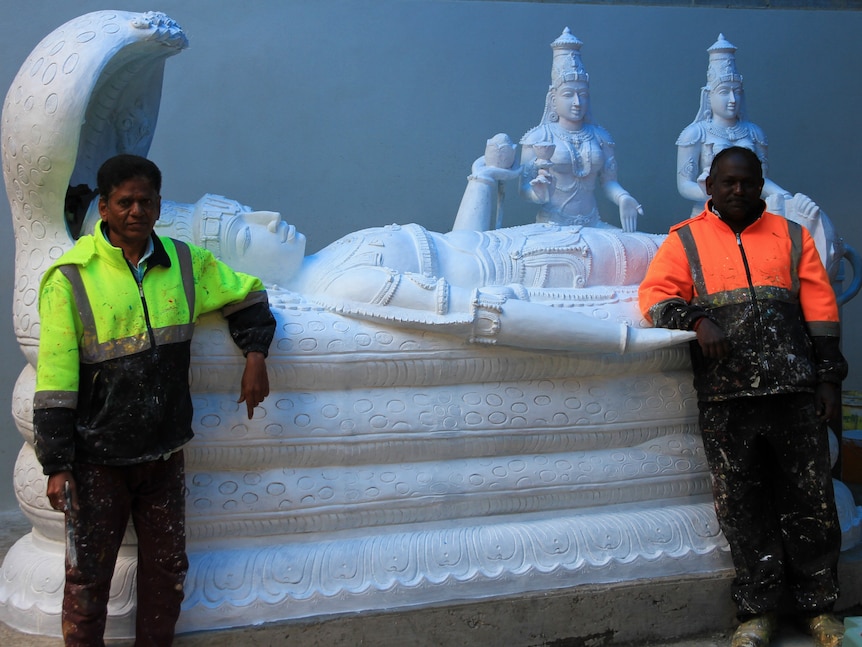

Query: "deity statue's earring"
<box><xmin>549</xmin><ymin>111</ymin><xmax>559</xmax><ymax>122</ymax></box>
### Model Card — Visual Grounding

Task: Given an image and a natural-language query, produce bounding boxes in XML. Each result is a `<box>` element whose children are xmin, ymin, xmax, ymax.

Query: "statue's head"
<box><xmin>194</xmin><ymin>198</ymin><xmax>307</xmax><ymax>286</ymax></box>
<box><xmin>694</xmin><ymin>34</ymin><xmax>748</xmax><ymax>124</ymax></box>
<box><xmin>708</xmin><ymin>80</ymin><xmax>743</xmax><ymax>122</ymax></box>
<box><xmin>79</xmin><ymin>191</ymin><xmax>307</xmax><ymax>286</ymax></box>
<box><xmin>550</xmin><ymin>81</ymin><xmax>590</xmax><ymax>127</ymax></box>
<box><xmin>543</xmin><ymin>28</ymin><xmax>593</xmax><ymax>125</ymax></box>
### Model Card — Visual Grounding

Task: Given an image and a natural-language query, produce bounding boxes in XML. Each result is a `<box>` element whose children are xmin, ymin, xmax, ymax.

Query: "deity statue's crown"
<box><xmin>706</xmin><ymin>33</ymin><xmax>743</xmax><ymax>90</ymax></box>
<box><xmin>550</xmin><ymin>27</ymin><xmax>589</xmax><ymax>88</ymax></box>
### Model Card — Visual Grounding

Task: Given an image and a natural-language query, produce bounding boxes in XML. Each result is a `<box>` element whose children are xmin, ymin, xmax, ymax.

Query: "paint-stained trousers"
<box><xmin>63</xmin><ymin>450</ymin><xmax>188</xmax><ymax>647</ymax></box>
<box><xmin>699</xmin><ymin>393</ymin><xmax>841</xmax><ymax>620</ymax></box>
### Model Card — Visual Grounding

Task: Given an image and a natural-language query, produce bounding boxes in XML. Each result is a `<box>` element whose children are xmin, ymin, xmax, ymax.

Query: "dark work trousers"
<box><xmin>63</xmin><ymin>450</ymin><xmax>188</xmax><ymax>647</ymax></box>
<box><xmin>699</xmin><ymin>393</ymin><xmax>841</xmax><ymax>620</ymax></box>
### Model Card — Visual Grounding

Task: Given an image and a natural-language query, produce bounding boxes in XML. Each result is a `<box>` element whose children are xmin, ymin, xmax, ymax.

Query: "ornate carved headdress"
<box><xmin>706</xmin><ymin>33</ymin><xmax>743</xmax><ymax>90</ymax></box>
<box><xmin>549</xmin><ymin>27</ymin><xmax>589</xmax><ymax>89</ymax></box>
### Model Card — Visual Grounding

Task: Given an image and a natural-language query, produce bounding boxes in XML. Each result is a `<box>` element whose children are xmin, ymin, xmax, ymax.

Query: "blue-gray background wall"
<box><xmin>1</xmin><ymin>1</ymin><xmax>860</xmax><ymax>510</ymax></box>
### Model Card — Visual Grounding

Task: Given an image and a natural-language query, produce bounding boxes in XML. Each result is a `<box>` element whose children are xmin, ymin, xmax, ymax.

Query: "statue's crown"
<box><xmin>706</xmin><ymin>33</ymin><xmax>743</xmax><ymax>90</ymax></box>
<box><xmin>550</xmin><ymin>27</ymin><xmax>589</xmax><ymax>88</ymax></box>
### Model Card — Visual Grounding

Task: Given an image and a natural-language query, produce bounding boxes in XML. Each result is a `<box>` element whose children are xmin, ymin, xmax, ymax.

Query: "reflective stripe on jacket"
<box><xmin>638</xmin><ymin>207</ymin><xmax>841</xmax><ymax>401</ymax></box>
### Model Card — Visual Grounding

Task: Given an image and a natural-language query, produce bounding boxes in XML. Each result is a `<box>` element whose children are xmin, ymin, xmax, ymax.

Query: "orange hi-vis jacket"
<box><xmin>638</xmin><ymin>206</ymin><xmax>845</xmax><ymax>401</ymax></box>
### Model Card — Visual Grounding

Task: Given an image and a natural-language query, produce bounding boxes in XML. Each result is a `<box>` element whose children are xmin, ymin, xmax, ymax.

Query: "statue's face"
<box><xmin>222</xmin><ymin>209</ymin><xmax>307</xmax><ymax>285</ymax></box>
<box><xmin>709</xmin><ymin>81</ymin><xmax>742</xmax><ymax>121</ymax></box>
<box><xmin>552</xmin><ymin>81</ymin><xmax>590</xmax><ymax>126</ymax></box>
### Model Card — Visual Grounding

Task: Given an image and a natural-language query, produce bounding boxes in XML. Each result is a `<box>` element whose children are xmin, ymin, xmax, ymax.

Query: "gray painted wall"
<box><xmin>1</xmin><ymin>1</ymin><xmax>860</xmax><ymax>511</ymax></box>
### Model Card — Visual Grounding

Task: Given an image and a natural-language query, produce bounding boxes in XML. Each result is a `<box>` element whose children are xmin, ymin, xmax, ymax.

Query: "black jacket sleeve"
<box><xmin>226</xmin><ymin>300</ymin><xmax>276</xmax><ymax>357</ymax></box>
<box><xmin>812</xmin><ymin>336</ymin><xmax>849</xmax><ymax>385</ymax></box>
<box><xmin>33</xmin><ymin>406</ymin><xmax>76</xmax><ymax>475</ymax></box>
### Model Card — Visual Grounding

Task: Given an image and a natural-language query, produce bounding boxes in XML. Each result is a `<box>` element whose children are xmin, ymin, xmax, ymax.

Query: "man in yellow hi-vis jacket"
<box><xmin>33</xmin><ymin>154</ymin><xmax>276</xmax><ymax>646</ymax></box>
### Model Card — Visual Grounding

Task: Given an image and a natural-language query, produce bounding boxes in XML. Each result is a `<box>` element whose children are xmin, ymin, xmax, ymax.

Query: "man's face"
<box><xmin>98</xmin><ymin>176</ymin><xmax>160</xmax><ymax>252</ymax></box>
<box><xmin>705</xmin><ymin>152</ymin><xmax>764</xmax><ymax>225</ymax></box>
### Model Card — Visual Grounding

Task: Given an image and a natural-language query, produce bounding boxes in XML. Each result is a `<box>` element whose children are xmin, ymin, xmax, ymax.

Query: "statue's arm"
<box><xmin>452</xmin><ymin>135</ymin><xmax>520</xmax><ymax>232</ymax></box>
<box><xmin>315</xmin><ymin>275</ymin><xmax>693</xmax><ymax>354</ymax></box>
<box><xmin>676</xmin><ymin>142</ymin><xmax>707</xmax><ymax>203</ymax></box>
<box><xmin>751</xmin><ymin>134</ymin><xmax>789</xmax><ymax>199</ymax></box>
<box><xmin>597</xmin><ymin>133</ymin><xmax>641</xmax><ymax>232</ymax></box>
<box><xmin>518</xmin><ymin>129</ymin><xmax>552</xmax><ymax>206</ymax></box>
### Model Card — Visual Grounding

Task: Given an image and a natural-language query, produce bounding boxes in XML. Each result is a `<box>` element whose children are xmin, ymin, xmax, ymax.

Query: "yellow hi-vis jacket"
<box><xmin>33</xmin><ymin>226</ymin><xmax>275</xmax><ymax>473</ymax></box>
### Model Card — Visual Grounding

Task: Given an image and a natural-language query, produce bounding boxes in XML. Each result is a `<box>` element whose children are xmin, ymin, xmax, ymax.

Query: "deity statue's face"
<box><xmin>552</xmin><ymin>81</ymin><xmax>590</xmax><ymax>128</ymax></box>
<box><xmin>222</xmin><ymin>209</ymin><xmax>307</xmax><ymax>285</ymax></box>
<box><xmin>709</xmin><ymin>81</ymin><xmax>743</xmax><ymax>122</ymax></box>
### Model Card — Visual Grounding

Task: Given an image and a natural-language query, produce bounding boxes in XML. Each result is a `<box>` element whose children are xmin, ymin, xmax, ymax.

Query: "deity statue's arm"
<box><xmin>312</xmin><ymin>272</ymin><xmax>694</xmax><ymax>355</ymax></box>
<box><xmin>452</xmin><ymin>169</ymin><xmax>498</xmax><ymax>232</ymax></box>
<box><xmin>452</xmin><ymin>143</ymin><xmax>521</xmax><ymax>232</ymax></box>
<box><xmin>597</xmin><ymin>135</ymin><xmax>641</xmax><ymax>232</ymax></box>
<box><xmin>518</xmin><ymin>129</ymin><xmax>553</xmax><ymax>206</ymax></box>
<box><xmin>751</xmin><ymin>139</ymin><xmax>791</xmax><ymax>201</ymax></box>
<box><xmin>676</xmin><ymin>141</ymin><xmax>707</xmax><ymax>204</ymax></box>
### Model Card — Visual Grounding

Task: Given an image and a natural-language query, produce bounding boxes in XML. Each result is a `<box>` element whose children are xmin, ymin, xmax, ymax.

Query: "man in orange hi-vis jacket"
<box><xmin>639</xmin><ymin>146</ymin><xmax>847</xmax><ymax>647</ymax></box>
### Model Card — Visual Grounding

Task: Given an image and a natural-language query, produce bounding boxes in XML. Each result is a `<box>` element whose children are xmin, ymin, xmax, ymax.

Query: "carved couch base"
<box><xmin>3</xmin><ymin>302</ymin><xmax>856</xmax><ymax>638</ymax></box>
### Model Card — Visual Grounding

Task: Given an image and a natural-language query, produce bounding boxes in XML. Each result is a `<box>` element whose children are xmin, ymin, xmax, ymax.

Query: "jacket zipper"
<box><xmin>735</xmin><ymin>231</ymin><xmax>768</xmax><ymax>383</ymax></box>
<box><xmin>132</xmin><ymin>265</ymin><xmax>159</xmax><ymax>358</ymax></box>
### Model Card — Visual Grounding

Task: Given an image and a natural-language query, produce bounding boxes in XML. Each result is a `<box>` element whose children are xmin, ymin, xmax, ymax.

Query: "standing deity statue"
<box><xmin>675</xmin><ymin>34</ymin><xmax>851</xmax><ymax>285</ymax></box>
<box><xmin>519</xmin><ymin>28</ymin><xmax>642</xmax><ymax>233</ymax></box>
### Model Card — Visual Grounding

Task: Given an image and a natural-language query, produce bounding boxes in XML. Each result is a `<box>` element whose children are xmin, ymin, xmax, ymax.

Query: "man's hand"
<box><xmin>46</xmin><ymin>471</ymin><xmax>78</xmax><ymax>513</ymax></box>
<box><xmin>695</xmin><ymin>318</ymin><xmax>730</xmax><ymax>359</ymax></box>
<box><xmin>815</xmin><ymin>381</ymin><xmax>841</xmax><ymax>425</ymax></box>
<box><xmin>238</xmin><ymin>351</ymin><xmax>270</xmax><ymax>419</ymax></box>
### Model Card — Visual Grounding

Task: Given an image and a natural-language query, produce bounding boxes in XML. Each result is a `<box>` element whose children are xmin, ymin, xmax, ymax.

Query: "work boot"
<box><xmin>730</xmin><ymin>613</ymin><xmax>777</xmax><ymax>647</ymax></box>
<box><xmin>804</xmin><ymin>613</ymin><xmax>844</xmax><ymax>647</ymax></box>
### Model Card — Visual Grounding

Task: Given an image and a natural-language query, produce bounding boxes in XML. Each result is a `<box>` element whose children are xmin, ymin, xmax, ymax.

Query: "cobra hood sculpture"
<box><xmin>3</xmin><ymin>10</ymin><xmax>187</xmax><ymax>363</ymax></box>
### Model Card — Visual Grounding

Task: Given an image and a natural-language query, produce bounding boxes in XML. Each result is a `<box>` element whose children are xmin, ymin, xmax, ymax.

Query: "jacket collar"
<box><xmin>95</xmin><ymin>221</ymin><xmax>172</xmax><ymax>269</ymax></box>
<box><xmin>707</xmin><ymin>199</ymin><xmax>766</xmax><ymax>233</ymax></box>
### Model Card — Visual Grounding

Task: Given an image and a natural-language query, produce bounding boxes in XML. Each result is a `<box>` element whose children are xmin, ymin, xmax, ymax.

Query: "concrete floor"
<box><xmin>1</xmin><ymin>507</ymin><xmax>858</xmax><ymax>647</ymax></box>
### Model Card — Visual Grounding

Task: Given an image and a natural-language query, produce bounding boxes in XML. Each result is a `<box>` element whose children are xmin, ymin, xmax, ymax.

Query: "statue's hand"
<box><xmin>619</xmin><ymin>194</ymin><xmax>642</xmax><ymax>233</ymax></box>
<box><xmin>470</xmin><ymin>156</ymin><xmax>521</xmax><ymax>183</ymax></box>
<box><xmin>696</xmin><ymin>170</ymin><xmax>709</xmax><ymax>197</ymax></box>
<box><xmin>792</xmin><ymin>193</ymin><xmax>821</xmax><ymax>223</ymax></box>
<box><xmin>529</xmin><ymin>170</ymin><xmax>554</xmax><ymax>204</ymax></box>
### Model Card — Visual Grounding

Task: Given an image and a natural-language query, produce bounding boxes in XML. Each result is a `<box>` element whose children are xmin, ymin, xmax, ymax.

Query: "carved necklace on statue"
<box><xmin>705</xmin><ymin>120</ymin><xmax>749</xmax><ymax>143</ymax></box>
<box><xmin>552</xmin><ymin>124</ymin><xmax>594</xmax><ymax>179</ymax></box>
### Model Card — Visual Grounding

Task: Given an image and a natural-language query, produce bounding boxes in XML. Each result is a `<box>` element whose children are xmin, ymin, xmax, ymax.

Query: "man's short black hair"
<box><xmin>97</xmin><ymin>154</ymin><xmax>162</xmax><ymax>197</ymax></box>
<box><xmin>708</xmin><ymin>146</ymin><xmax>762</xmax><ymax>180</ymax></box>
